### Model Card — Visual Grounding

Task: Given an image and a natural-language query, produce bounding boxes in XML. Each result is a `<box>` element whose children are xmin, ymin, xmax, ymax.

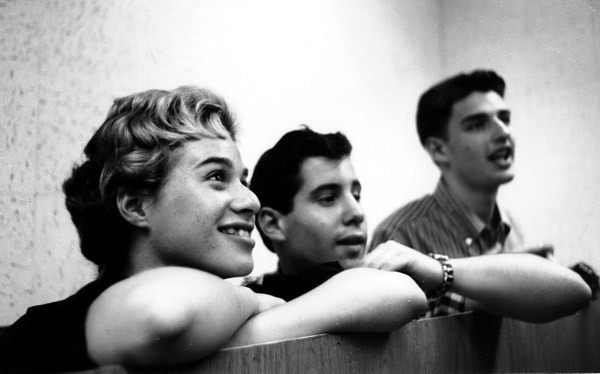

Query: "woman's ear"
<box><xmin>116</xmin><ymin>189</ymin><xmax>151</xmax><ymax>228</ymax></box>
<box><xmin>424</xmin><ymin>137</ymin><xmax>449</xmax><ymax>167</ymax></box>
<box><xmin>257</xmin><ymin>207</ymin><xmax>286</xmax><ymax>243</ymax></box>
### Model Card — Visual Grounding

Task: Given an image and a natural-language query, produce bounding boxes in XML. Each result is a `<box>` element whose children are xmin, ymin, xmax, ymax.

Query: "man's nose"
<box><xmin>492</xmin><ymin>116</ymin><xmax>511</xmax><ymax>140</ymax></box>
<box><xmin>343</xmin><ymin>196</ymin><xmax>365</xmax><ymax>226</ymax></box>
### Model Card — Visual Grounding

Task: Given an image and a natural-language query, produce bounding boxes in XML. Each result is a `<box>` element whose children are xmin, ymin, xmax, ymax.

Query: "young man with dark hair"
<box><xmin>373</xmin><ymin>70</ymin><xmax>518</xmax><ymax>261</ymax></box>
<box><xmin>369</xmin><ymin>69</ymin><xmax>592</xmax><ymax>318</ymax></box>
<box><xmin>246</xmin><ymin>127</ymin><xmax>368</xmax><ymax>300</ymax></box>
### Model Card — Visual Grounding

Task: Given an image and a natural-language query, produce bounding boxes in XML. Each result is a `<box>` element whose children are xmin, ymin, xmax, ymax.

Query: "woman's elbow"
<box><xmin>91</xmin><ymin>292</ymin><xmax>199</xmax><ymax>365</ymax></box>
<box><xmin>142</xmin><ymin>298</ymin><xmax>196</xmax><ymax>343</ymax></box>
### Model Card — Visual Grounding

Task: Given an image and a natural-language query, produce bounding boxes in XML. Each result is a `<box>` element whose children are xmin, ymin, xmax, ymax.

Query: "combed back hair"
<box><xmin>416</xmin><ymin>69</ymin><xmax>506</xmax><ymax>145</ymax></box>
<box><xmin>250</xmin><ymin>126</ymin><xmax>352</xmax><ymax>251</ymax></box>
<box><xmin>62</xmin><ymin>86</ymin><xmax>237</xmax><ymax>275</ymax></box>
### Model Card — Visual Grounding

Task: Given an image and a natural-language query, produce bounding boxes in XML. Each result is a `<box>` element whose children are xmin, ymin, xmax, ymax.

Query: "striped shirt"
<box><xmin>370</xmin><ymin>179</ymin><xmax>525</xmax><ymax>317</ymax></box>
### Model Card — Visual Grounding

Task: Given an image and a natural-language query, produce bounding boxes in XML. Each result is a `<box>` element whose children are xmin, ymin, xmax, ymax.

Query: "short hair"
<box><xmin>62</xmin><ymin>86</ymin><xmax>237</xmax><ymax>275</ymax></box>
<box><xmin>416</xmin><ymin>69</ymin><xmax>506</xmax><ymax>145</ymax></box>
<box><xmin>250</xmin><ymin>126</ymin><xmax>353</xmax><ymax>251</ymax></box>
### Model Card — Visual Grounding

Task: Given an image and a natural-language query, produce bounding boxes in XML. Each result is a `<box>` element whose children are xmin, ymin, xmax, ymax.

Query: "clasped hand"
<box><xmin>346</xmin><ymin>241</ymin><xmax>445</xmax><ymax>291</ymax></box>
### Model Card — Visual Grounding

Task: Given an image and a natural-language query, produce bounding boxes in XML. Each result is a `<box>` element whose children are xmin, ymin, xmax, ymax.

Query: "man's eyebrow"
<box><xmin>309</xmin><ymin>183</ymin><xmax>341</xmax><ymax>197</ymax></box>
<box><xmin>461</xmin><ymin>109</ymin><xmax>511</xmax><ymax>124</ymax></box>
<box><xmin>461</xmin><ymin>113</ymin><xmax>490</xmax><ymax>124</ymax></box>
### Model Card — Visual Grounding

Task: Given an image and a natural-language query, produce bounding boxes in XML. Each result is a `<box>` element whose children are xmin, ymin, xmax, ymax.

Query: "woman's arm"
<box><xmin>225</xmin><ymin>268</ymin><xmax>427</xmax><ymax>347</ymax></box>
<box><xmin>86</xmin><ymin>266</ymin><xmax>426</xmax><ymax>366</ymax></box>
<box><xmin>86</xmin><ymin>267</ymin><xmax>281</xmax><ymax>366</ymax></box>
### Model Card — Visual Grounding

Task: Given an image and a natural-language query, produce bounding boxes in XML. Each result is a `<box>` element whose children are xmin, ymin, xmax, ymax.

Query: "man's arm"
<box><xmin>362</xmin><ymin>241</ymin><xmax>592</xmax><ymax>322</ymax></box>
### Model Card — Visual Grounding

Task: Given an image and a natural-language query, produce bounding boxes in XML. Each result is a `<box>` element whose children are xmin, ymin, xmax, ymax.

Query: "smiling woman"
<box><xmin>0</xmin><ymin>86</ymin><xmax>427</xmax><ymax>372</ymax></box>
<box><xmin>133</xmin><ymin>138</ymin><xmax>260</xmax><ymax>278</ymax></box>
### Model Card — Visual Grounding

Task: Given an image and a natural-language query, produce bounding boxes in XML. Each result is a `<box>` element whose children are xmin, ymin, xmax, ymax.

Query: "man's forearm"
<box><xmin>449</xmin><ymin>253</ymin><xmax>592</xmax><ymax>322</ymax></box>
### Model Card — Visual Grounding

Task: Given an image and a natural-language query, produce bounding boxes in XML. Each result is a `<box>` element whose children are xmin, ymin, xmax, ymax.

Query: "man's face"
<box><xmin>442</xmin><ymin>90</ymin><xmax>515</xmax><ymax>192</ymax></box>
<box><xmin>277</xmin><ymin>156</ymin><xmax>367</xmax><ymax>275</ymax></box>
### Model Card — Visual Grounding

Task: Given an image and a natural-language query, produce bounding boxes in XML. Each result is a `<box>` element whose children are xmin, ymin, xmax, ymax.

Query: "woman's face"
<box><xmin>140</xmin><ymin>136</ymin><xmax>260</xmax><ymax>278</ymax></box>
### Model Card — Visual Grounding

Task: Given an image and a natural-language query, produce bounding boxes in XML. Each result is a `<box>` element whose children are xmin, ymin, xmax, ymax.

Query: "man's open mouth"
<box><xmin>488</xmin><ymin>146</ymin><xmax>513</xmax><ymax>162</ymax></box>
<box><xmin>337</xmin><ymin>235</ymin><xmax>366</xmax><ymax>246</ymax></box>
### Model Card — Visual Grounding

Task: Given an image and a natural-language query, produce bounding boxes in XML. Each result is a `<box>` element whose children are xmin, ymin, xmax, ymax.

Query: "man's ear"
<box><xmin>257</xmin><ymin>207</ymin><xmax>286</xmax><ymax>243</ymax></box>
<box><xmin>424</xmin><ymin>137</ymin><xmax>449</xmax><ymax>167</ymax></box>
<box><xmin>116</xmin><ymin>189</ymin><xmax>151</xmax><ymax>229</ymax></box>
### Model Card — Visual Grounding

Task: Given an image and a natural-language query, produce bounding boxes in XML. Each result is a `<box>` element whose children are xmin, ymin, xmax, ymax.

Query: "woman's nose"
<box><xmin>232</xmin><ymin>184</ymin><xmax>261</xmax><ymax>216</ymax></box>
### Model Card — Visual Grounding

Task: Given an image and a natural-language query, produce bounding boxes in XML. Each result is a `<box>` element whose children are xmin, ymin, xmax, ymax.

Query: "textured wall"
<box><xmin>438</xmin><ymin>0</ymin><xmax>600</xmax><ymax>267</ymax></box>
<box><xmin>2</xmin><ymin>0</ymin><xmax>598</xmax><ymax>326</ymax></box>
<box><xmin>0</xmin><ymin>0</ymin><xmax>440</xmax><ymax>325</ymax></box>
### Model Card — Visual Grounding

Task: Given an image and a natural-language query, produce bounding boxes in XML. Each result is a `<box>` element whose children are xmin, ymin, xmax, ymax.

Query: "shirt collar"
<box><xmin>433</xmin><ymin>179</ymin><xmax>511</xmax><ymax>241</ymax></box>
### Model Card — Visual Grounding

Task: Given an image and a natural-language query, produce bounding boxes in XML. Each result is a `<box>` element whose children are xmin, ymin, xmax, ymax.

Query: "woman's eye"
<box><xmin>208</xmin><ymin>171</ymin><xmax>226</xmax><ymax>182</ymax></box>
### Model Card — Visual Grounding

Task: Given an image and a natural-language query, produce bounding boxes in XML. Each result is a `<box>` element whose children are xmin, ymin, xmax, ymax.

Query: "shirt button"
<box><xmin>465</xmin><ymin>237</ymin><xmax>473</xmax><ymax>246</ymax></box>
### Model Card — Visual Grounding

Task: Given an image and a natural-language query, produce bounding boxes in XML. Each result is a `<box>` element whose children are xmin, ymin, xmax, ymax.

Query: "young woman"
<box><xmin>0</xmin><ymin>86</ymin><xmax>427</xmax><ymax>372</ymax></box>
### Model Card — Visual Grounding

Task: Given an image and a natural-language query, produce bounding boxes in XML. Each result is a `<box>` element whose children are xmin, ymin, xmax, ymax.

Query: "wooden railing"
<box><xmin>66</xmin><ymin>301</ymin><xmax>600</xmax><ymax>373</ymax></box>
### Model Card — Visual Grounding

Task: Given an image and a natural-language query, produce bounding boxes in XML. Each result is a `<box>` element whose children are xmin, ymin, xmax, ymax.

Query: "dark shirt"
<box><xmin>0</xmin><ymin>276</ymin><xmax>119</xmax><ymax>373</ymax></box>
<box><xmin>244</xmin><ymin>261</ymin><xmax>344</xmax><ymax>301</ymax></box>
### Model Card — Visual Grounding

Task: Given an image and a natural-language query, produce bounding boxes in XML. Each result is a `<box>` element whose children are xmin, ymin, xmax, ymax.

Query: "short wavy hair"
<box><xmin>416</xmin><ymin>69</ymin><xmax>506</xmax><ymax>146</ymax></box>
<box><xmin>62</xmin><ymin>86</ymin><xmax>237</xmax><ymax>275</ymax></box>
<box><xmin>250</xmin><ymin>126</ymin><xmax>352</xmax><ymax>251</ymax></box>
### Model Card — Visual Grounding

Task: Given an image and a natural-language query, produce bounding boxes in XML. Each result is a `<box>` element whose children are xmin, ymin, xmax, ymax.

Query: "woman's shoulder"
<box><xmin>0</xmin><ymin>278</ymin><xmax>115</xmax><ymax>372</ymax></box>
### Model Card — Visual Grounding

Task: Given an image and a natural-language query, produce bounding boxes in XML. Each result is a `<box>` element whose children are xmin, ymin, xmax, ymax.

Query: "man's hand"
<box><xmin>521</xmin><ymin>243</ymin><xmax>557</xmax><ymax>262</ymax></box>
<box><xmin>361</xmin><ymin>241</ymin><xmax>444</xmax><ymax>291</ymax></box>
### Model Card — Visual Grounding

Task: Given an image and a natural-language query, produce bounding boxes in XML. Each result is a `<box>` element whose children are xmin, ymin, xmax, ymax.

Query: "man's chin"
<box><xmin>338</xmin><ymin>257</ymin><xmax>363</xmax><ymax>269</ymax></box>
<box><xmin>483</xmin><ymin>169</ymin><xmax>515</xmax><ymax>188</ymax></box>
<box><xmin>336</xmin><ymin>247</ymin><xmax>367</xmax><ymax>268</ymax></box>
<box><xmin>498</xmin><ymin>172</ymin><xmax>515</xmax><ymax>185</ymax></box>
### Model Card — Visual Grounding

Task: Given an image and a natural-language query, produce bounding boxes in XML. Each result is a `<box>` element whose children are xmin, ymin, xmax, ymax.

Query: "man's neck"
<box><xmin>443</xmin><ymin>177</ymin><xmax>499</xmax><ymax>225</ymax></box>
<box><xmin>275</xmin><ymin>252</ymin><xmax>300</xmax><ymax>276</ymax></box>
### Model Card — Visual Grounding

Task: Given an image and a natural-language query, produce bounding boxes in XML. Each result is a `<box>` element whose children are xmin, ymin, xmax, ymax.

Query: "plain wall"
<box><xmin>438</xmin><ymin>0</ymin><xmax>600</xmax><ymax>267</ymax></box>
<box><xmin>1</xmin><ymin>0</ymin><xmax>599</xmax><ymax>325</ymax></box>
